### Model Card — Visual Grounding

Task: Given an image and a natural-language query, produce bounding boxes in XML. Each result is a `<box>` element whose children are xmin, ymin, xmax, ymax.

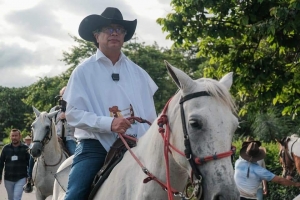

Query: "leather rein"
<box><xmin>119</xmin><ymin>91</ymin><xmax>236</xmax><ymax>200</ymax></box>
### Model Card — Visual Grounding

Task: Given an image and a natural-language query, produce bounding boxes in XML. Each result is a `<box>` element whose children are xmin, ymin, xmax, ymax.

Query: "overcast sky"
<box><xmin>0</xmin><ymin>0</ymin><xmax>173</xmax><ymax>88</ymax></box>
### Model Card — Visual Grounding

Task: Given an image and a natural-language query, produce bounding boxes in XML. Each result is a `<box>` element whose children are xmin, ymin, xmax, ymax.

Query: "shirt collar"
<box><xmin>95</xmin><ymin>49</ymin><xmax>125</xmax><ymax>62</ymax></box>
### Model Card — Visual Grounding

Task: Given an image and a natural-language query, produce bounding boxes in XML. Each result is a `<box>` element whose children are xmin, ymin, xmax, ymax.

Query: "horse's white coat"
<box><xmin>287</xmin><ymin>134</ymin><xmax>300</xmax><ymax>158</ymax></box>
<box><xmin>31</xmin><ymin>107</ymin><xmax>68</xmax><ymax>200</ymax></box>
<box><xmin>52</xmin><ymin>62</ymin><xmax>239</xmax><ymax>200</ymax></box>
<box><xmin>286</xmin><ymin>135</ymin><xmax>300</xmax><ymax>200</ymax></box>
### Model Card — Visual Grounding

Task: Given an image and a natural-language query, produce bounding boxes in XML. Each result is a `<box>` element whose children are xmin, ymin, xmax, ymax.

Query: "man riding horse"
<box><xmin>62</xmin><ymin>7</ymin><xmax>158</xmax><ymax>200</ymax></box>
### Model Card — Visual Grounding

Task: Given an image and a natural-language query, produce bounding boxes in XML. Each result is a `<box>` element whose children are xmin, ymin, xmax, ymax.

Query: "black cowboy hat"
<box><xmin>240</xmin><ymin>141</ymin><xmax>266</xmax><ymax>162</ymax></box>
<box><xmin>78</xmin><ymin>7</ymin><xmax>137</xmax><ymax>42</ymax></box>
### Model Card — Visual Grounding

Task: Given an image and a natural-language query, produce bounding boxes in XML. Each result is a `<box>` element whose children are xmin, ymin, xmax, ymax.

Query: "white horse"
<box><xmin>53</xmin><ymin>61</ymin><xmax>239</xmax><ymax>200</ymax></box>
<box><xmin>30</xmin><ymin>107</ymin><xmax>68</xmax><ymax>200</ymax></box>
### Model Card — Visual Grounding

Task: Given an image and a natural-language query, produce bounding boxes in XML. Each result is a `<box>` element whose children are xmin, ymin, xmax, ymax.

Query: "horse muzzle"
<box><xmin>30</xmin><ymin>142</ymin><xmax>43</xmax><ymax>158</ymax></box>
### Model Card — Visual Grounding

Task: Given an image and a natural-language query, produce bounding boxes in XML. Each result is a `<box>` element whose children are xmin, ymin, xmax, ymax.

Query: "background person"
<box><xmin>23</xmin><ymin>135</ymin><xmax>32</xmax><ymax>146</ymax></box>
<box><xmin>0</xmin><ymin>129</ymin><xmax>30</xmax><ymax>200</ymax></box>
<box><xmin>63</xmin><ymin>7</ymin><xmax>157</xmax><ymax>200</ymax></box>
<box><xmin>246</xmin><ymin>137</ymin><xmax>267</xmax><ymax>200</ymax></box>
<box><xmin>50</xmin><ymin>86</ymin><xmax>76</xmax><ymax>155</ymax></box>
<box><xmin>234</xmin><ymin>140</ymin><xmax>300</xmax><ymax>200</ymax></box>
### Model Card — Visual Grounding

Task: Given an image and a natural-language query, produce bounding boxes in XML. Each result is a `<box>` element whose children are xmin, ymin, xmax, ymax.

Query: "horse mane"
<box><xmin>197</xmin><ymin>78</ymin><xmax>237</xmax><ymax>115</ymax></box>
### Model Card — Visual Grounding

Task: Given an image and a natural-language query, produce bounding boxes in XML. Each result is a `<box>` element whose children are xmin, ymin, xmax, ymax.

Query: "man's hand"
<box><xmin>263</xmin><ymin>187</ymin><xmax>267</xmax><ymax>195</ymax></box>
<box><xmin>111</xmin><ymin>118</ymin><xmax>131</xmax><ymax>134</ymax></box>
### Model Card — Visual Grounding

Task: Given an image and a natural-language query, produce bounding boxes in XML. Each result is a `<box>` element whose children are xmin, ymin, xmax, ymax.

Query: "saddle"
<box><xmin>88</xmin><ymin>137</ymin><xmax>136</xmax><ymax>200</ymax></box>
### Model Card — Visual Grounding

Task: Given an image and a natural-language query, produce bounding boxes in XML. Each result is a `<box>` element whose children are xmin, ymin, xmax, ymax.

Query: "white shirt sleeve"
<box><xmin>65</xmin><ymin>105</ymin><xmax>114</xmax><ymax>134</ymax></box>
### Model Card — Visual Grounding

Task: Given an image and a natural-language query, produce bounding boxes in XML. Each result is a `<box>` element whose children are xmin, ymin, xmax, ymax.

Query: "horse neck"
<box><xmin>136</xmin><ymin>95</ymin><xmax>189</xmax><ymax>189</ymax></box>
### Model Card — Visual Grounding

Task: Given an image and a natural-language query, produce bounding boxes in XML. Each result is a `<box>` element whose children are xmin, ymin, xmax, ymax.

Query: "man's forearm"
<box><xmin>272</xmin><ymin>176</ymin><xmax>300</xmax><ymax>186</ymax></box>
<box><xmin>66</xmin><ymin>106</ymin><xmax>113</xmax><ymax>133</ymax></box>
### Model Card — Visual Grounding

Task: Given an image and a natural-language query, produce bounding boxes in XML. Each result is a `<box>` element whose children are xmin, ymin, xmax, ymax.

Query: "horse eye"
<box><xmin>190</xmin><ymin>120</ymin><xmax>203</xmax><ymax>129</ymax></box>
<box><xmin>45</xmin><ymin>126</ymin><xmax>50</xmax><ymax>130</ymax></box>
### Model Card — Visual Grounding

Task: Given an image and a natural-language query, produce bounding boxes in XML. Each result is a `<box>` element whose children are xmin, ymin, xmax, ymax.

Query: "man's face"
<box><xmin>94</xmin><ymin>24</ymin><xmax>126</xmax><ymax>52</ymax></box>
<box><xmin>10</xmin><ymin>131</ymin><xmax>21</xmax><ymax>145</ymax></box>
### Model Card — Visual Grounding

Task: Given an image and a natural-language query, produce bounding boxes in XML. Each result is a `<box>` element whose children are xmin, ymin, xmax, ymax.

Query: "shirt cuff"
<box><xmin>98</xmin><ymin>116</ymin><xmax>114</xmax><ymax>133</ymax></box>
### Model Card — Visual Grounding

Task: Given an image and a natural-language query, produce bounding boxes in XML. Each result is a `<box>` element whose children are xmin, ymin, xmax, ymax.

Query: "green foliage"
<box><xmin>235</xmin><ymin>106</ymin><xmax>300</xmax><ymax>142</ymax></box>
<box><xmin>0</xmin><ymin>86</ymin><xmax>31</xmax><ymax>136</ymax></box>
<box><xmin>61</xmin><ymin>35</ymin><xmax>97</xmax><ymax>77</ymax></box>
<box><xmin>158</xmin><ymin>0</ymin><xmax>300</xmax><ymax>118</ymax></box>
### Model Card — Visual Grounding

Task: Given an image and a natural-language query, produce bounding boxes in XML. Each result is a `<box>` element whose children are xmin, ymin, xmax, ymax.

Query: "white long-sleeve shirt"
<box><xmin>63</xmin><ymin>49</ymin><xmax>158</xmax><ymax>151</ymax></box>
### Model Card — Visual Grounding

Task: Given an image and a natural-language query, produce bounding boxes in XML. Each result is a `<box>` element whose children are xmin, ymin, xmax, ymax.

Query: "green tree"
<box><xmin>0</xmin><ymin>86</ymin><xmax>31</xmax><ymax>136</ymax></box>
<box><xmin>157</xmin><ymin>0</ymin><xmax>300</xmax><ymax>118</ymax></box>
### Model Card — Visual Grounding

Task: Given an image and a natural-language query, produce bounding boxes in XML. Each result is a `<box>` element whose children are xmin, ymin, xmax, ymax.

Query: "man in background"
<box><xmin>0</xmin><ymin>129</ymin><xmax>30</xmax><ymax>200</ymax></box>
<box><xmin>234</xmin><ymin>140</ymin><xmax>300</xmax><ymax>200</ymax></box>
<box><xmin>23</xmin><ymin>135</ymin><xmax>32</xmax><ymax>147</ymax></box>
<box><xmin>246</xmin><ymin>137</ymin><xmax>267</xmax><ymax>199</ymax></box>
<box><xmin>50</xmin><ymin>86</ymin><xmax>76</xmax><ymax>155</ymax></box>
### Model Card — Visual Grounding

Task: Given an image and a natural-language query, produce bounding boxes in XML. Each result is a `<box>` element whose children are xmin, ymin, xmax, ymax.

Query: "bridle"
<box><xmin>280</xmin><ymin>138</ymin><xmax>298</xmax><ymax>178</ymax></box>
<box><xmin>30</xmin><ymin>117</ymin><xmax>64</xmax><ymax>166</ymax></box>
<box><xmin>159</xmin><ymin>91</ymin><xmax>235</xmax><ymax>199</ymax></box>
<box><xmin>31</xmin><ymin>118</ymin><xmax>52</xmax><ymax>148</ymax></box>
<box><xmin>120</xmin><ymin>91</ymin><xmax>236</xmax><ymax>200</ymax></box>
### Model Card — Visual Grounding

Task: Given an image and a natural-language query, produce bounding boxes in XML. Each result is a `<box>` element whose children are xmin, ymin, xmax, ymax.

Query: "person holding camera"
<box><xmin>50</xmin><ymin>86</ymin><xmax>77</xmax><ymax>155</ymax></box>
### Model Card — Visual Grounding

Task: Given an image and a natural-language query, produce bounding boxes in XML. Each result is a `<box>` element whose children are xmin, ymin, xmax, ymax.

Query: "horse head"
<box><xmin>163</xmin><ymin>61</ymin><xmax>239</xmax><ymax>200</ymax></box>
<box><xmin>276</xmin><ymin>136</ymin><xmax>297</xmax><ymax>179</ymax></box>
<box><xmin>30</xmin><ymin>106</ymin><xmax>58</xmax><ymax>158</ymax></box>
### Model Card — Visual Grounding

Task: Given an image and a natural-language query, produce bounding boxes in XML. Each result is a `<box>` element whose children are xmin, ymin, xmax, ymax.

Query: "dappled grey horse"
<box><xmin>53</xmin><ymin>61</ymin><xmax>239</xmax><ymax>200</ymax></box>
<box><xmin>30</xmin><ymin>107</ymin><xmax>68</xmax><ymax>200</ymax></box>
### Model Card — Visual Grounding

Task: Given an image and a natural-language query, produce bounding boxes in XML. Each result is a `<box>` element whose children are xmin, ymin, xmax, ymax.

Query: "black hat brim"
<box><xmin>78</xmin><ymin>14</ymin><xmax>137</xmax><ymax>42</ymax></box>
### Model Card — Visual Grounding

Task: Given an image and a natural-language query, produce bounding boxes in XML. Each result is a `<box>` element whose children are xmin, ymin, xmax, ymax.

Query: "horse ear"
<box><xmin>219</xmin><ymin>72</ymin><xmax>233</xmax><ymax>90</ymax></box>
<box><xmin>48</xmin><ymin>110</ymin><xmax>59</xmax><ymax>119</ymax></box>
<box><xmin>32</xmin><ymin>106</ymin><xmax>40</xmax><ymax>117</ymax></box>
<box><xmin>164</xmin><ymin>60</ymin><xmax>194</xmax><ymax>90</ymax></box>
